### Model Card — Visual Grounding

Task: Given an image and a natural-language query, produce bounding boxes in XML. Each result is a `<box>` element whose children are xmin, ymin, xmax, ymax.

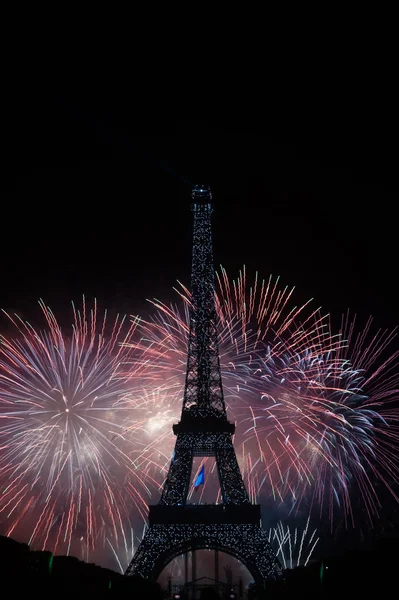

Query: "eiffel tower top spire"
<box><xmin>178</xmin><ymin>185</ymin><xmax>230</xmax><ymax>429</ymax></box>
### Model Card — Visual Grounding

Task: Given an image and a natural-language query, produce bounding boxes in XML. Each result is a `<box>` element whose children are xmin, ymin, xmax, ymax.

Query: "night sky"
<box><xmin>3</xmin><ymin>95</ymin><xmax>398</xmax><ymax>332</ymax></box>
<box><xmin>2</xmin><ymin>92</ymin><xmax>399</xmax><ymax>566</ymax></box>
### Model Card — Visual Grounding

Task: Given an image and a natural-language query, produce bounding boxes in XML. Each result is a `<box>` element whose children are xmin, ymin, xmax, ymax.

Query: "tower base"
<box><xmin>126</xmin><ymin>523</ymin><xmax>283</xmax><ymax>584</ymax></box>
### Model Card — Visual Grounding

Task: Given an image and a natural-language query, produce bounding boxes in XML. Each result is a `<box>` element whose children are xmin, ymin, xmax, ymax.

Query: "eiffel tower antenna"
<box><xmin>126</xmin><ymin>185</ymin><xmax>282</xmax><ymax>585</ymax></box>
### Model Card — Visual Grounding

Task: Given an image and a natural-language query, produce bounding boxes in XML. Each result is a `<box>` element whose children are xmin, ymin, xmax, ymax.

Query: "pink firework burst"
<box><xmin>0</xmin><ymin>299</ymin><xmax>168</xmax><ymax>570</ymax></box>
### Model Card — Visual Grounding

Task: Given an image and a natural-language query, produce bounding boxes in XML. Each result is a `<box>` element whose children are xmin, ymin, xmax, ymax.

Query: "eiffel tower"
<box><xmin>126</xmin><ymin>186</ymin><xmax>282</xmax><ymax>585</ymax></box>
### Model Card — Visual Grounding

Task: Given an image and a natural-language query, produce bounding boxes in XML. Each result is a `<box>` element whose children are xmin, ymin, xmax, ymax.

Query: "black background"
<box><xmin>3</xmin><ymin>94</ymin><xmax>398</xmax><ymax>334</ymax></box>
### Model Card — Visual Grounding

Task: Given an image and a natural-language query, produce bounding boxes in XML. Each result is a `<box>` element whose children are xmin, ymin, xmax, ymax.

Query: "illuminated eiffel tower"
<box><xmin>126</xmin><ymin>186</ymin><xmax>282</xmax><ymax>585</ymax></box>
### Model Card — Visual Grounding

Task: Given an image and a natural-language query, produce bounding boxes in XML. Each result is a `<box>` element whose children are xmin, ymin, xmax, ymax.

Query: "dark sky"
<box><xmin>1</xmin><ymin>80</ymin><xmax>399</xmax><ymax>567</ymax></box>
<box><xmin>2</xmin><ymin>93</ymin><xmax>398</xmax><ymax>332</ymax></box>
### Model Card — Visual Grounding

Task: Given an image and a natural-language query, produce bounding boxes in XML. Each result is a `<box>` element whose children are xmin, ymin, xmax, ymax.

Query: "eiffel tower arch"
<box><xmin>126</xmin><ymin>186</ymin><xmax>282</xmax><ymax>585</ymax></box>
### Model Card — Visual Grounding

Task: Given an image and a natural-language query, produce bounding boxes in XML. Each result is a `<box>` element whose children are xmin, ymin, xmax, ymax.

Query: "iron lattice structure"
<box><xmin>126</xmin><ymin>186</ymin><xmax>282</xmax><ymax>584</ymax></box>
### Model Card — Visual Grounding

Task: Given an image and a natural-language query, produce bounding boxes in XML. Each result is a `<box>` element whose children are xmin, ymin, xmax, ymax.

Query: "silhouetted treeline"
<box><xmin>251</xmin><ymin>536</ymin><xmax>399</xmax><ymax>599</ymax></box>
<box><xmin>0</xmin><ymin>535</ymin><xmax>161</xmax><ymax>599</ymax></box>
<box><xmin>1</xmin><ymin>534</ymin><xmax>397</xmax><ymax>599</ymax></box>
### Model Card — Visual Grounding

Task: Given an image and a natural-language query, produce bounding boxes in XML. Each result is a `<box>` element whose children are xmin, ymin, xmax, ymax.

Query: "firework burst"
<box><xmin>1</xmin><ymin>267</ymin><xmax>398</xmax><ymax>572</ymax></box>
<box><xmin>0</xmin><ymin>299</ymin><xmax>166</xmax><ymax>569</ymax></box>
<box><xmin>130</xmin><ymin>266</ymin><xmax>399</xmax><ymax>524</ymax></box>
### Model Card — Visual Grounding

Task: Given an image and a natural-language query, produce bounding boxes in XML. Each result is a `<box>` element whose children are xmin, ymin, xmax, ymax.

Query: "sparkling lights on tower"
<box><xmin>125</xmin><ymin>186</ymin><xmax>282</xmax><ymax>584</ymax></box>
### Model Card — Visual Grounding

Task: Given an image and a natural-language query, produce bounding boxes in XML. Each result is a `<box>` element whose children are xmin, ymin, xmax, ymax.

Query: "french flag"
<box><xmin>194</xmin><ymin>465</ymin><xmax>205</xmax><ymax>490</ymax></box>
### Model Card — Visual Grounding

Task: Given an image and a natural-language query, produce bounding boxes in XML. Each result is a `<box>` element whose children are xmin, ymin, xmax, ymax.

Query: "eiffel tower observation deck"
<box><xmin>126</xmin><ymin>186</ymin><xmax>282</xmax><ymax>586</ymax></box>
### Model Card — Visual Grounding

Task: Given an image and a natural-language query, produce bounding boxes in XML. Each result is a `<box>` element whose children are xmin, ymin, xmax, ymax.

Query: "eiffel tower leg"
<box><xmin>215</xmin><ymin>436</ymin><xmax>251</xmax><ymax>504</ymax></box>
<box><xmin>160</xmin><ymin>435</ymin><xmax>193</xmax><ymax>505</ymax></box>
<box><xmin>185</xmin><ymin>551</ymin><xmax>189</xmax><ymax>586</ymax></box>
<box><xmin>192</xmin><ymin>549</ymin><xmax>196</xmax><ymax>596</ymax></box>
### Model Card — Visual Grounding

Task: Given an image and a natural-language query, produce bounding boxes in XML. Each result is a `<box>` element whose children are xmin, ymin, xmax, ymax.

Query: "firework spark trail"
<box><xmin>128</xmin><ymin>267</ymin><xmax>399</xmax><ymax>526</ymax></box>
<box><xmin>267</xmin><ymin>517</ymin><xmax>319</xmax><ymax>569</ymax></box>
<box><xmin>0</xmin><ymin>298</ymin><xmax>171</xmax><ymax>566</ymax></box>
